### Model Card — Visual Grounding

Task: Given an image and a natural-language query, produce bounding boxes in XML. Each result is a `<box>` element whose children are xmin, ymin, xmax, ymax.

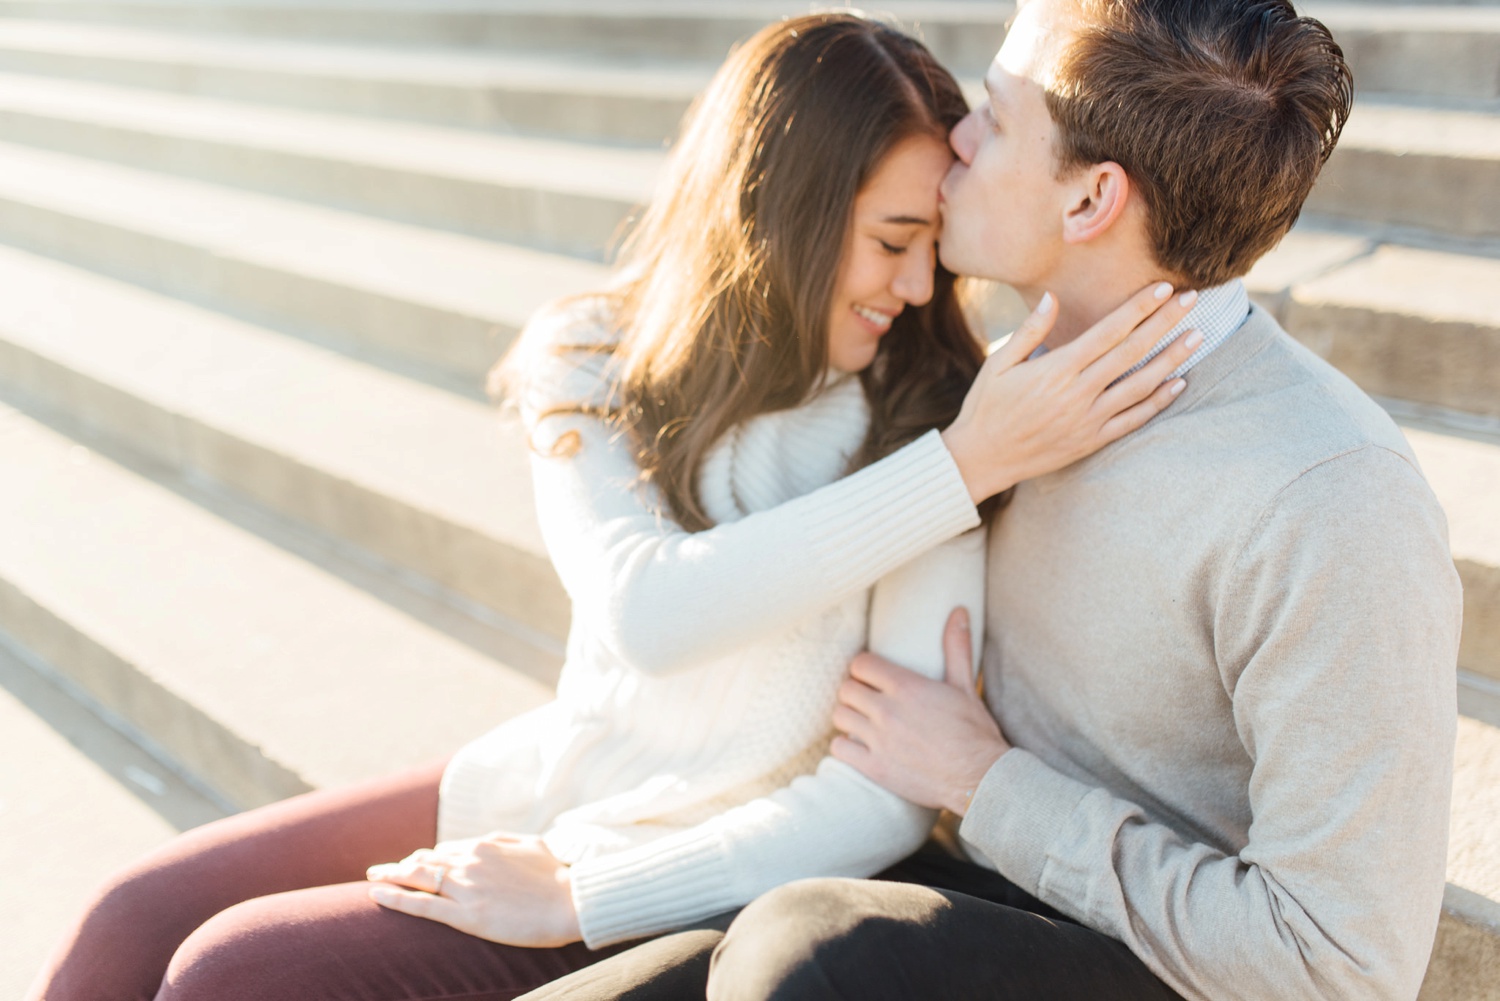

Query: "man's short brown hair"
<box><xmin>1047</xmin><ymin>0</ymin><xmax>1353</xmax><ymax>288</ymax></box>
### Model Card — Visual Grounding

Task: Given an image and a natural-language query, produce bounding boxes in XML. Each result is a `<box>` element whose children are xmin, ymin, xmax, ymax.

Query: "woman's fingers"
<box><xmin>1094</xmin><ymin>327</ymin><xmax>1202</xmax><ymax>417</ymax></box>
<box><xmin>1077</xmin><ymin>288</ymin><xmax>1199</xmax><ymax>390</ymax></box>
<box><xmin>366</xmin><ymin>859</ymin><xmax>447</xmax><ymax>894</ymax></box>
<box><xmin>369</xmin><ymin>883</ymin><xmax>463</xmax><ymax>923</ymax></box>
<box><xmin>1054</xmin><ymin>281</ymin><xmax>1176</xmax><ymax>369</ymax></box>
<box><xmin>390</xmin><ymin>847</ymin><xmax>440</xmax><ymax>867</ymax></box>
<box><xmin>989</xmin><ymin>291</ymin><xmax>1058</xmax><ymax>368</ymax></box>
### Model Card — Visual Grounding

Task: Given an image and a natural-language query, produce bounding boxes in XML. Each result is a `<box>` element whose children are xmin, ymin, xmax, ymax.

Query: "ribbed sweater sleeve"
<box><xmin>568</xmin><ymin>529</ymin><xmax>988</xmax><ymax>947</ymax></box>
<box><xmin>520</xmin><ymin>317</ymin><xmax>979</xmax><ymax>676</ymax></box>
<box><xmin>959</xmin><ymin>446</ymin><xmax>1461</xmax><ymax>1001</ymax></box>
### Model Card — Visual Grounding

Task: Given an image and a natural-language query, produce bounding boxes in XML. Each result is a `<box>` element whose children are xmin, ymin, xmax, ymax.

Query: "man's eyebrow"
<box><xmin>983</xmin><ymin>76</ymin><xmax>1004</xmax><ymax>114</ymax></box>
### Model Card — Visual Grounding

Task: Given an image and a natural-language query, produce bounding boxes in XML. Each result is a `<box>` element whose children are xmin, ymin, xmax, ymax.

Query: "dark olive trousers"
<box><xmin>522</xmin><ymin>843</ymin><xmax>1186</xmax><ymax>1001</ymax></box>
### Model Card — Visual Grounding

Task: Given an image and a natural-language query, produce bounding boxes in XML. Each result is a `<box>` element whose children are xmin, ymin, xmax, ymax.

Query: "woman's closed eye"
<box><xmin>878</xmin><ymin>239</ymin><xmax>909</xmax><ymax>256</ymax></box>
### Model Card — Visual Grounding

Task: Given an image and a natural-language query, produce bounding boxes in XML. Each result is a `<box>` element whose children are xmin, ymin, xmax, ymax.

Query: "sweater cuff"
<box><xmin>802</xmin><ymin>430</ymin><xmax>979</xmax><ymax>594</ymax></box>
<box><xmin>958</xmin><ymin>748</ymin><xmax>1093</xmax><ymax>897</ymax></box>
<box><xmin>566</xmin><ymin>829</ymin><xmax>735</xmax><ymax>949</ymax></box>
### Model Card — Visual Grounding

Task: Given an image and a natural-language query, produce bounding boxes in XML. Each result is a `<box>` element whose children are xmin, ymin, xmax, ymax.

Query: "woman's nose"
<box><xmin>894</xmin><ymin>246</ymin><xmax>936</xmax><ymax>307</ymax></box>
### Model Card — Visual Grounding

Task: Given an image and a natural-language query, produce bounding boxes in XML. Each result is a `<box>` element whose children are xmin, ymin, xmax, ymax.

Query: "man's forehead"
<box><xmin>994</xmin><ymin>0</ymin><xmax>1082</xmax><ymax>91</ymax></box>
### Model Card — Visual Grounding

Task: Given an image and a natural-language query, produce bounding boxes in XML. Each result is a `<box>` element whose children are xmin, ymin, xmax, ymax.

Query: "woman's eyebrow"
<box><xmin>881</xmin><ymin>214</ymin><xmax>933</xmax><ymax>226</ymax></box>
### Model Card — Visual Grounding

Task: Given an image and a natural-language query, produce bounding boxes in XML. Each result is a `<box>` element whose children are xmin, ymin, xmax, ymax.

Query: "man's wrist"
<box><xmin>950</xmin><ymin>744</ymin><xmax>1010</xmax><ymax>817</ymax></box>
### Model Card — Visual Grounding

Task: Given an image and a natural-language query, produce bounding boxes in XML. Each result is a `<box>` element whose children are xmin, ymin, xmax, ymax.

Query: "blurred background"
<box><xmin>0</xmin><ymin>0</ymin><xmax>1496</xmax><ymax>995</ymax></box>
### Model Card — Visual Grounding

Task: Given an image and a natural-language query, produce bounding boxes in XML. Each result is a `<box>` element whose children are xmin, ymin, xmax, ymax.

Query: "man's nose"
<box><xmin>950</xmin><ymin>111</ymin><xmax>979</xmax><ymax>165</ymax></box>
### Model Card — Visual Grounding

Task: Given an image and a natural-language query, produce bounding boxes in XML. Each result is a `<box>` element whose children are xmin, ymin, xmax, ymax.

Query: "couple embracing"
<box><xmin>31</xmin><ymin>2</ymin><xmax>1462</xmax><ymax>1000</ymax></box>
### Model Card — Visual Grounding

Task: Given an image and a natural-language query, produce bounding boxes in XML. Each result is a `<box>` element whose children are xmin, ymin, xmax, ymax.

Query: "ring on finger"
<box><xmin>432</xmin><ymin>863</ymin><xmax>447</xmax><ymax>896</ymax></box>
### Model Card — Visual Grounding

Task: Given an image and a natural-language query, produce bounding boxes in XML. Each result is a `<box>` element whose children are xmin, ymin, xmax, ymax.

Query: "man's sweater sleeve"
<box><xmin>958</xmin><ymin>445</ymin><xmax>1462</xmax><ymax>1001</ymax></box>
<box><xmin>564</xmin><ymin>529</ymin><xmax>988</xmax><ymax>947</ymax></box>
<box><xmin>518</xmin><ymin>313</ymin><xmax>978</xmax><ymax>677</ymax></box>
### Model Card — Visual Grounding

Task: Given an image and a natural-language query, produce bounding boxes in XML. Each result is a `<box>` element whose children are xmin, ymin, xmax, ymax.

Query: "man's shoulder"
<box><xmin>1174</xmin><ymin>307</ymin><xmax>1422</xmax><ymax>489</ymax></box>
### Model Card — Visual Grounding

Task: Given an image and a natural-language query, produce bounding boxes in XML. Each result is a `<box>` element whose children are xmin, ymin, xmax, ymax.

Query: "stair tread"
<box><xmin>0</xmin><ymin>222</ymin><xmax>1492</xmax><ymax>624</ymax></box>
<box><xmin>1342</xmin><ymin>100</ymin><xmax>1500</xmax><ymax>159</ymax></box>
<box><xmin>0</xmin><ymin>241</ymin><xmax>550</xmax><ymax>567</ymax></box>
<box><xmin>1308</xmin><ymin>1</ymin><xmax>1500</xmax><ymax>30</ymax></box>
<box><xmin>1293</xmin><ymin>243</ymin><xmax>1500</xmax><ymax>330</ymax></box>
<box><xmin>3</xmin><ymin>107</ymin><xmax>1496</xmax><ymax>342</ymax></box>
<box><xmin>0</xmin><ymin>643</ymin><xmax>222</xmax><ymax>999</ymax></box>
<box><xmin>1452</xmin><ymin>714</ymin><xmax>1500</xmax><ymax>912</ymax></box>
<box><xmin>0</xmin><ymin>69</ymin><xmax>665</xmax><ymax>200</ymax></box>
<box><xmin>0</xmin><ymin>396</ymin><xmax>552</xmax><ymax>795</ymax></box>
<box><xmin>1405</xmin><ymin>426</ymin><xmax>1500</xmax><ymax>571</ymax></box>
<box><xmin>0</xmin><ymin>18</ymin><xmax>718</xmax><ymax>92</ymax></box>
<box><xmin>0</xmin><ymin>138</ymin><xmax>610</xmax><ymax>328</ymax></box>
<box><xmin>0</xmin><ymin>231</ymin><xmax>1495</xmax><ymax>663</ymax></box>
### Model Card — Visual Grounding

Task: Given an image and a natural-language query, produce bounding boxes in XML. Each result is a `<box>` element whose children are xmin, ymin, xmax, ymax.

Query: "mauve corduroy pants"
<box><xmin>25</xmin><ymin>760</ymin><xmax>627</xmax><ymax>1001</ymax></box>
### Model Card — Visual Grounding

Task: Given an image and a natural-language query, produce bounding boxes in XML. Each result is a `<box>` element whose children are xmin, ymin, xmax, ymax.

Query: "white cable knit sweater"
<box><xmin>437</xmin><ymin>302</ymin><xmax>984</xmax><ymax>947</ymax></box>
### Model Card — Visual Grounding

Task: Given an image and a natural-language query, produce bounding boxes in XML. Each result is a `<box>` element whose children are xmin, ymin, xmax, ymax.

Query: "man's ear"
<box><xmin>1061</xmin><ymin>161</ymin><xmax>1131</xmax><ymax>245</ymax></box>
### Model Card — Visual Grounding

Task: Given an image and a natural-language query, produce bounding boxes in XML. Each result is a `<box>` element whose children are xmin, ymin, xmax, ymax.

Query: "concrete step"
<box><xmin>1310</xmin><ymin>99</ymin><xmax>1500</xmax><ymax>238</ymax></box>
<box><xmin>1318</xmin><ymin>3</ymin><xmax>1500</xmax><ymax>101</ymax></box>
<box><xmin>0</xmin><ymin>140</ymin><xmax>609</xmax><ymax>390</ymax></box>
<box><xmin>0</xmin><ymin>640</ymin><xmax>227</xmax><ymax>999</ymax></box>
<box><xmin>0</xmin><ymin>34</ymin><xmax>1490</xmax><ymax>250</ymax></box>
<box><xmin>0</xmin><ymin>397</ymin><xmax>552</xmax><ymax>810</ymax></box>
<box><xmin>1247</xmin><ymin>226</ymin><xmax>1500</xmax><ymax>421</ymax></box>
<box><xmin>0</xmin><ymin>242</ymin><xmax>571</xmax><ymax>642</ymax></box>
<box><xmin>0</xmin><ymin>70</ymin><xmax>662</xmax><ymax>257</ymax></box>
<box><xmin>3</xmin><ymin>436</ymin><xmax>1491</xmax><ymax>999</ymax></box>
<box><xmin>1424</xmin><ymin>710</ymin><xmax>1500</xmax><ymax>999</ymax></box>
<box><xmin>0</xmin><ymin>113</ymin><xmax>1491</xmax><ymax>424</ymax></box>
<box><xmin>0</xmin><ymin>21</ymin><xmax>707</xmax><ymax>145</ymax></box>
<box><xmin>1400</xmin><ymin>424</ymin><xmax>1500</xmax><ymax>686</ymax></box>
<box><xmin>0</xmin><ymin>226</ymin><xmax>1493</xmax><ymax>688</ymax></box>
<box><xmin>0</xmin><ymin>2</ymin><xmax>1494</xmax><ymax>99</ymax></box>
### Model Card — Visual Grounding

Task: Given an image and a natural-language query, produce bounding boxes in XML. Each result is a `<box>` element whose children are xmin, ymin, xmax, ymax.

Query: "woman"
<box><xmin>28</xmin><ymin>13</ymin><xmax>1198</xmax><ymax>1001</ymax></box>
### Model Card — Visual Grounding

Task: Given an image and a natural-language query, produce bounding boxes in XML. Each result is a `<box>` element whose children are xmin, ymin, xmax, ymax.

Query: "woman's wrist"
<box><xmin>941</xmin><ymin>423</ymin><xmax>1016</xmax><ymax>505</ymax></box>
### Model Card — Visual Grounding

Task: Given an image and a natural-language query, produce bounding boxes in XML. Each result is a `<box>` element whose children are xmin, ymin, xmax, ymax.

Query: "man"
<box><xmin>527</xmin><ymin>0</ymin><xmax>1461</xmax><ymax>997</ymax></box>
<box><xmin>708</xmin><ymin>1</ymin><xmax>1461</xmax><ymax>998</ymax></box>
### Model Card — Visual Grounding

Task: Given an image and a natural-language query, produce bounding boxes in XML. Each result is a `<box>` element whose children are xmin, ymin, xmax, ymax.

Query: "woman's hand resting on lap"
<box><xmin>943</xmin><ymin>282</ymin><xmax>1203</xmax><ymax>503</ymax></box>
<box><xmin>366</xmin><ymin>834</ymin><xmax>581</xmax><ymax>947</ymax></box>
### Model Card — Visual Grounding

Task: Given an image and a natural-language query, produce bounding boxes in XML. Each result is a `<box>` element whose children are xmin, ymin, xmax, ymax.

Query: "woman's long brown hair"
<box><xmin>504</xmin><ymin>12</ymin><xmax>984</xmax><ymax>532</ymax></box>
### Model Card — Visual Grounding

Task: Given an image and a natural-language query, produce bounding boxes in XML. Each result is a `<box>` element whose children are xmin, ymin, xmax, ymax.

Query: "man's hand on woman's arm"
<box><xmin>832</xmin><ymin>607</ymin><xmax>1009</xmax><ymax>816</ymax></box>
<box><xmin>943</xmin><ymin>283</ymin><xmax>1203</xmax><ymax>504</ymax></box>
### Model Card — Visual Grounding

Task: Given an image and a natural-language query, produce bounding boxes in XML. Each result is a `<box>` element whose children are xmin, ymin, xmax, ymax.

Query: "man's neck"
<box><xmin>1024</xmin><ymin>261</ymin><xmax>1171</xmax><ymax>351</ymax></box>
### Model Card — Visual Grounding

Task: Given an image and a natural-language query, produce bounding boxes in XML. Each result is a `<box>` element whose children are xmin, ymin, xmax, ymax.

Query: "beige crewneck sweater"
<box><xmin>960</xmin><ymin>305</ymin><xmax>1463</xmax><ymax>1001</ymax></box>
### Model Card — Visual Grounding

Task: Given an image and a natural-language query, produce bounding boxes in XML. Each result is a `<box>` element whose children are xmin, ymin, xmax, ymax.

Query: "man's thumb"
<box><xmin>943</xmin><ymin>606</ymin><xmax>974</xmax><ymax>690</ymax></box>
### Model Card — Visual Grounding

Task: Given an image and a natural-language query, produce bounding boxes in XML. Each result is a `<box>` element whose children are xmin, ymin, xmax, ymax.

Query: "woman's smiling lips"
<box><xmin>853</xmin><ymin>304</ymin><xmax>898</xmax><ymax>332</ymax></box>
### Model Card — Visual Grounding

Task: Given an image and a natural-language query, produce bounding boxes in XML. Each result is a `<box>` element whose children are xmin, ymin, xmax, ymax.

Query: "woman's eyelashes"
<box><xmin>878</xmin><ymin>239</ymin><xmax>908</xmax><ymax>256</ymax></box>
